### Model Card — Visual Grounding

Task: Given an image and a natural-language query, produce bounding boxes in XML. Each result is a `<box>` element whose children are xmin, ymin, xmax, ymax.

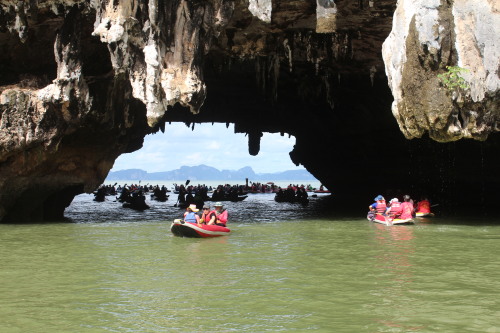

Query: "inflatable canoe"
<box><xmin>367</xmin><ymin>214</ymin><xmax>414</xmax><ymax>226</ymax></box>
<box><xmin>416</xmin><ymin>212</ymin><xmax>435</xmax><ymax>217</ymax></box>
<box><xmin>170</xmin><ymin>219</ymin><xmax>231</xmax><ymax>238</ymax></box>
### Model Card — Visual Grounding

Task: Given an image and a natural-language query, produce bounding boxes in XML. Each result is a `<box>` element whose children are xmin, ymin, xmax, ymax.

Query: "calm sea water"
<box><xmin>0</xmin><ymin>191</ymin><xmax>499</xmax><ymax>332</ymax></box>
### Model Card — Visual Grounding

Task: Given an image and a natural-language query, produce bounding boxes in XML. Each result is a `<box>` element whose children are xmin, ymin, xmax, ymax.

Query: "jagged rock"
<box><xmin>383</xmin><ymin>0</ymin><xmax>500</xmax><ymax>141</ymax></box>
<box><xmin>0</xmin><ymin>0</ymin><xmax>498</xmax><ymax>221</ymax></box>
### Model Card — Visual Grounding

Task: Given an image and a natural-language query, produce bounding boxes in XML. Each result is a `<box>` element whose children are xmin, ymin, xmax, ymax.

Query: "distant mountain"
<box><xmin>106</xmin><ymin>164</ymin><xmax>316</xmax><ymax>181</ymax></box>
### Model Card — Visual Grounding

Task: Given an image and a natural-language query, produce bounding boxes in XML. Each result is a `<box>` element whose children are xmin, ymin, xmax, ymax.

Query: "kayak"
<box><xmin>207</xmin><ymin>195</ymin><xmax>248</xmax><ymax>202</ymax></box>
<box><xmin>123</xmin><ymin>202</ymin><xmax>150</xmax><ymax>210</ymax></box>
<box><xmin>170</xmin><ymin>219</ymin><xmax>231</xmax><ymax>238</ymax></box>
<box><xmin>150</xmin><ymin>194</ymin><xmax>169</xmax><ymax>202</ymax></box>
<box><xmin>367</xmin><ymin>213</ymin><xmax>414</xmax><ymax>226</ymax></box>
<box><xmin>313</xmin><ymin>190</ymin><xmax>331</xmax><ymax>193</ymax></box>
<box><xmin>274</xmin><ymin>196</ymin><xmax>309</xmax><ymax>204</ymax></box>
<box><xmin>416</xmin><ymin>212</ymin><xmax>434</xmax><ymax>217</ymax></box>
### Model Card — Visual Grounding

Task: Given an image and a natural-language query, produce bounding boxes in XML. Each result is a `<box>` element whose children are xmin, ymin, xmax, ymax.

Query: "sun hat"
<box><xmin>187</xmin><ymin>204</ymin><xmax>199</xmax><ymax>212</ymax></box>
<box><xmin>214</xmin><ymin>202</ymin><xmax>223</xmax><ymax>207</ymax></box>
<box><xmin>374</xmin><ymin>195</ymin><xmax>384</xmax><ymax>201</ymax></box>
<box><xmin>390</xmin><ymin>198</ymin><xmax>399</xmax><ymax>203</ymax></box>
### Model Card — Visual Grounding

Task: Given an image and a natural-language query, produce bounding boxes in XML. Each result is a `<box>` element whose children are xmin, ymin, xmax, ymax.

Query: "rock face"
<box><xmin>383</xmin><ymin>0</ymin><xmax>500</xmax><ymax>142</ymax></box>
<box><xmin>0</xmin><ymin>0</ymin><xmax>498</xmax><ymax>222</ymax></box>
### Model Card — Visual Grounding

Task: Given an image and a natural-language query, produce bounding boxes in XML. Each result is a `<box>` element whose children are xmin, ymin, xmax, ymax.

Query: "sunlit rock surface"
<box><xmin>0</xmin><ymin>0</ymin><xmax>498</xmax><ymax>221</ymax></box>
<box><xmin>383</xmin><ymin>0</ymin><xmax>500</xmax><ymax>141</ymax></box>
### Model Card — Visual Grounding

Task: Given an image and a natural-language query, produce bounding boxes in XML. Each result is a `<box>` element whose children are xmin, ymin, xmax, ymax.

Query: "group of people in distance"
<box><xmin>368</xmin><ymin>194</ymin><xmax>432</xmax><ymax>220</ymax></box>
<box><xmin>182</xmin><ymin>202</ymin><xmax>228</xmax><ymax>228</ymax></box>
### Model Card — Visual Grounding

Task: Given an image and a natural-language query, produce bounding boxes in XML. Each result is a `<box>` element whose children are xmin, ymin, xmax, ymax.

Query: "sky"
<box><xmin>111</xmin><ymin>122</ymin><xmax>309</xmax><ymax>174</ymax></box>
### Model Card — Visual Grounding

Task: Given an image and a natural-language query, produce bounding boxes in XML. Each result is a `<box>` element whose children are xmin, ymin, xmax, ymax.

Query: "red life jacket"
<box><xmin>376</xmin><ymin>201</ymin><xmax>386</xmax><ymax>214</ymax></box>
<box><xmin>202</xmin><ymin>210</ymin><xmax>216</xmax><ymax>223</ymax></box>
<box><xmin>389</xmin><ymin>201</ymin><xmax>402</xmax><ymax>216</ymax></box>
<box><xmin>417</xmin><ymin>200</ymin><xmax>431</xmax><ymax>213</ymax></box>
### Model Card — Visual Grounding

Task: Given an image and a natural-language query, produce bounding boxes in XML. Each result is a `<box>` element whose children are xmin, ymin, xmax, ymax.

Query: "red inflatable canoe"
<box><xmin>170</xmin><ymin>219</ymin><xmax>231</xmax><ymax>238</ymax></box>
<box><xmin>367</xmin><ymin>214</ymin><xmax>414</xmax><ymax>226</ymax></box>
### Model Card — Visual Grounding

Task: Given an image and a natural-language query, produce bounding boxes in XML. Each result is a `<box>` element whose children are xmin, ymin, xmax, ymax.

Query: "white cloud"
<box><xmin>207</xmin><ymin>140</ymin><xmax>221</xmax><ymax>150</ymax></box>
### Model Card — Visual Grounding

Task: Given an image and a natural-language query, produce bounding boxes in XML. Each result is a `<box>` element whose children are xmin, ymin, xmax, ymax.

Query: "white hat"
<box><xmin>187</xmin><ymin>204</ymin><xmax>199</xmax><ymax>212</ymax></box>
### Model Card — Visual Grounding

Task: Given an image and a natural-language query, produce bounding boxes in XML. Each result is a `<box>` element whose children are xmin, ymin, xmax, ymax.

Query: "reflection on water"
<box><xmin>0</xmin><ymin>194</ymin><xmax>499</xmax><ymax>332</ymax></box>
<box><xmin>371</xmin><ymin>224</ymin><xmax>419</xmax><ymax>332</ymax></box>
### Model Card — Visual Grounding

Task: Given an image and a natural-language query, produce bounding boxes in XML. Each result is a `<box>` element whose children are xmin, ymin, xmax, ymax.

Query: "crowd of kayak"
<box><xmin>367</xmin><ymin>194</ymin><xmax>434</xmax><ymax>225</ymax></box>
<box><xmin>92</xmin><ymin>181</ymin><xmax>329</xmax><ymax>211</ymax></box>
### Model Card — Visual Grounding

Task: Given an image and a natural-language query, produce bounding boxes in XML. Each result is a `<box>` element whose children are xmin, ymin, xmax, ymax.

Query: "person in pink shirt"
<box><xmin>400</xmin><ymin>195</ymin><xmax>415</xmax><ymax>219</ymax></box>
<box><xmin>208</xmin><ymin>202</ymin><xmax>228</xmax><ymax>227</ymax></box>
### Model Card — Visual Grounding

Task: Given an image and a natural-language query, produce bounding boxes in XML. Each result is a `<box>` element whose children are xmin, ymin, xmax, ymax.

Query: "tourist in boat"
<box><xmin>207</xmin><ymin>202</ymin><xmax>228</xmax><ymax>227</ymax></box>
<box><xmin>386</xmin><ymin>198</ymin><xmax>403</xmax><ymax>219</ymax></box>
<box><xmin>183</xmin><ymin>204</ymin><xmax>200</xmax><ymax>224</ymax></box>
<box><xmin>400</xmin><ymin>195</ymin><xmax>415</xmax><ymax>219</ymax></box>
<box><xmin>416</xmin><ymin>196</ymin><xmax>431</xmax><ymax>214</ymax></box>
<box><xmin>368</xmin><ymin>195</ymin><xmax>387</xmax><ymax>220</ymax></box>
<box><xmin>200</xmin><ymin>204</ymin><xmax>216</xmax><ymax>225</ymax></box>
<box><xmin>296</xmin><ymin>186</ymin><xmax>309</xmax><ymax>202</ymax></box>
<box><xmin>177</xmin><ymin>185</ymin><xmax>187</xmax><ymax>205</ymax></box>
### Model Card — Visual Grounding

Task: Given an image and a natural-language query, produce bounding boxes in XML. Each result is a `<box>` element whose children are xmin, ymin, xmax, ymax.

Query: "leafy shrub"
<box><xmin>437</xmin><ymin>66</ymin><xmax>470</xmax><ymax>93</ymax></box>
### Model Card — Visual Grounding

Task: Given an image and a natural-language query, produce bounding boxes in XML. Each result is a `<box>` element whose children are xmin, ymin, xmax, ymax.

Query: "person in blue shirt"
<box><xmin>183</xmin><ymin>204</ymin><xmax>200</xmax><ymax>224</ymax></box>
<box><xmin>368</xmin><ymin>195</ymin><xmax>386</xmax><ymax>220</ymax></box>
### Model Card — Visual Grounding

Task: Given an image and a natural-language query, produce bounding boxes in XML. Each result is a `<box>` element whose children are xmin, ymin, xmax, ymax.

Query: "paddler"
<box><xmin>207</xmin><ymin>202</ymin><xmax>228</xmax><ymax>227</ymax></box>
<box><xmin>416</xmin><ymin>196</ymin><xmax>431</xmax><ymax>214</ymax></box>
<box><xmin>386</xmin><ymin>198</ymin><xmax>402</xmax><ymax>219</ymax></box>
<box><xmin>183</xmin><ymin>204</ymin><xmax>200</xmax><ymax>225</ymax></box>
<box><xmin>368</xmin><ymin>195</ymin><xmax>387</xmax><ymax>220</ymax></box>
<box><xmin>200</xmin><ymin>204</ymin><xmax>216</xmax><ymax>225</ymax></box>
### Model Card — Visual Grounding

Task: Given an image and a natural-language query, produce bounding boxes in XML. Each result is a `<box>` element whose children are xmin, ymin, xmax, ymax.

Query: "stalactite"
<box><xmin>283</xmin><ymin>38</ymin><xmax>293</xmax><ymax>72</ymax></box>
<box><xmin>370</xmin><ymin>66</ymin><xmax>377</xmax><ymax>87</ymax></box>
<box><xmin>306</xmin><ymin>33</ymin><xmax>313</xmax><ymax>63</ymax></box>
<box><xmin>248</xmin><ymin>131</ymin><xmax>263</xmax><ymax>156</ymax></box>
<box><xmin>324</xmin><ymin>74</ymin><xmax>335</xmax><ymax>109</ymax></box>
<box><xmin>269</xmin><ymin>54</ymin><xmax>280</xmax><ymax>102</ymax></box>
<box><xmin>332</xmin><ymin>34</ymin><xmax>339</xmax><ymax>59</ymax></box>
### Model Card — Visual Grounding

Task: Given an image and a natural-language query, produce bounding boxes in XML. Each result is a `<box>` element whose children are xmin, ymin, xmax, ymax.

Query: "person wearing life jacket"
<box><xmin>368</xmin><ymin>195</ymin><xmax>386</xmax><ymax>220</ymax></box>
<box><xmin>207</xmin><ymin>202</ymin><xmax>228</xmax><ymax>227</ymax></box>
<box><xmin>183</xmin><ymin>204</ymin><xmax>200</xmax><ymax>225</ymax></box>
<box><xmin>369</xmin><ymin>195</ymin><xmax>387</xmax><ymax>214</ymax></box>
<box><xmin>400</xmin><ymin>195</ymin><xmax>415</xmax><ymax>219</ymax></box>
<box><xmin>200</xmin><ymin>204</ymin><xmax>216</xmax><ymax>225</ymax></box>
<box><xmin>416</xmin><ymin>197</ymin><xmax>431</xmax><ymax>214</ymax></box>
<box><xmin>387</xmin><ymin>198</ymin><xmax>403</xmax><ymax>219</ymax></box>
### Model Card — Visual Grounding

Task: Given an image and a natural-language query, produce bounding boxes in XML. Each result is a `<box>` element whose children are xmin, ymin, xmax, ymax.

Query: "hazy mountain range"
<box><xmin>106</xmin><ymin>165</ymin><xmax>316</xmax><ymax>181</ymax></box>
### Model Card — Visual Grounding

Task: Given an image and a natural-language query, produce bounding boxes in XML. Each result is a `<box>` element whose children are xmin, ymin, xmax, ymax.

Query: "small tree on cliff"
<box><xmin>437</xmin><ymin>65</ymin><xmax>470</xmax><ymax>102</ymax></box>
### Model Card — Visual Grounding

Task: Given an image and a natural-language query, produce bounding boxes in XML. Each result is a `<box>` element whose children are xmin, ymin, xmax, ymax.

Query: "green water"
<box><xmin>1</xmin><ymin>218</ymin><xmax>499</xmax><ymax>332</ymax></box>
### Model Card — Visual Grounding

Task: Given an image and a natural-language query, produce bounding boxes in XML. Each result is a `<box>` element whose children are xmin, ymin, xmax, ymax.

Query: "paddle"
<box><xmin>174</xmin><ymin>180</ymin><xmax>190</xmax><ymax>207</ymax></box>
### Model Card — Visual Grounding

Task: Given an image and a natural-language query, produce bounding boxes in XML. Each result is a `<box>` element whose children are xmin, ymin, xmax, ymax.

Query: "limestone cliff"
<box><xmin>0</xmin><ymin>0</ymin><xmax>498</xmax><ymax>221</ymax></box>
<box><xmin>383</xmin><ymin>0</ymin><xmax>499</xmax><ymax>142</ymax></box>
